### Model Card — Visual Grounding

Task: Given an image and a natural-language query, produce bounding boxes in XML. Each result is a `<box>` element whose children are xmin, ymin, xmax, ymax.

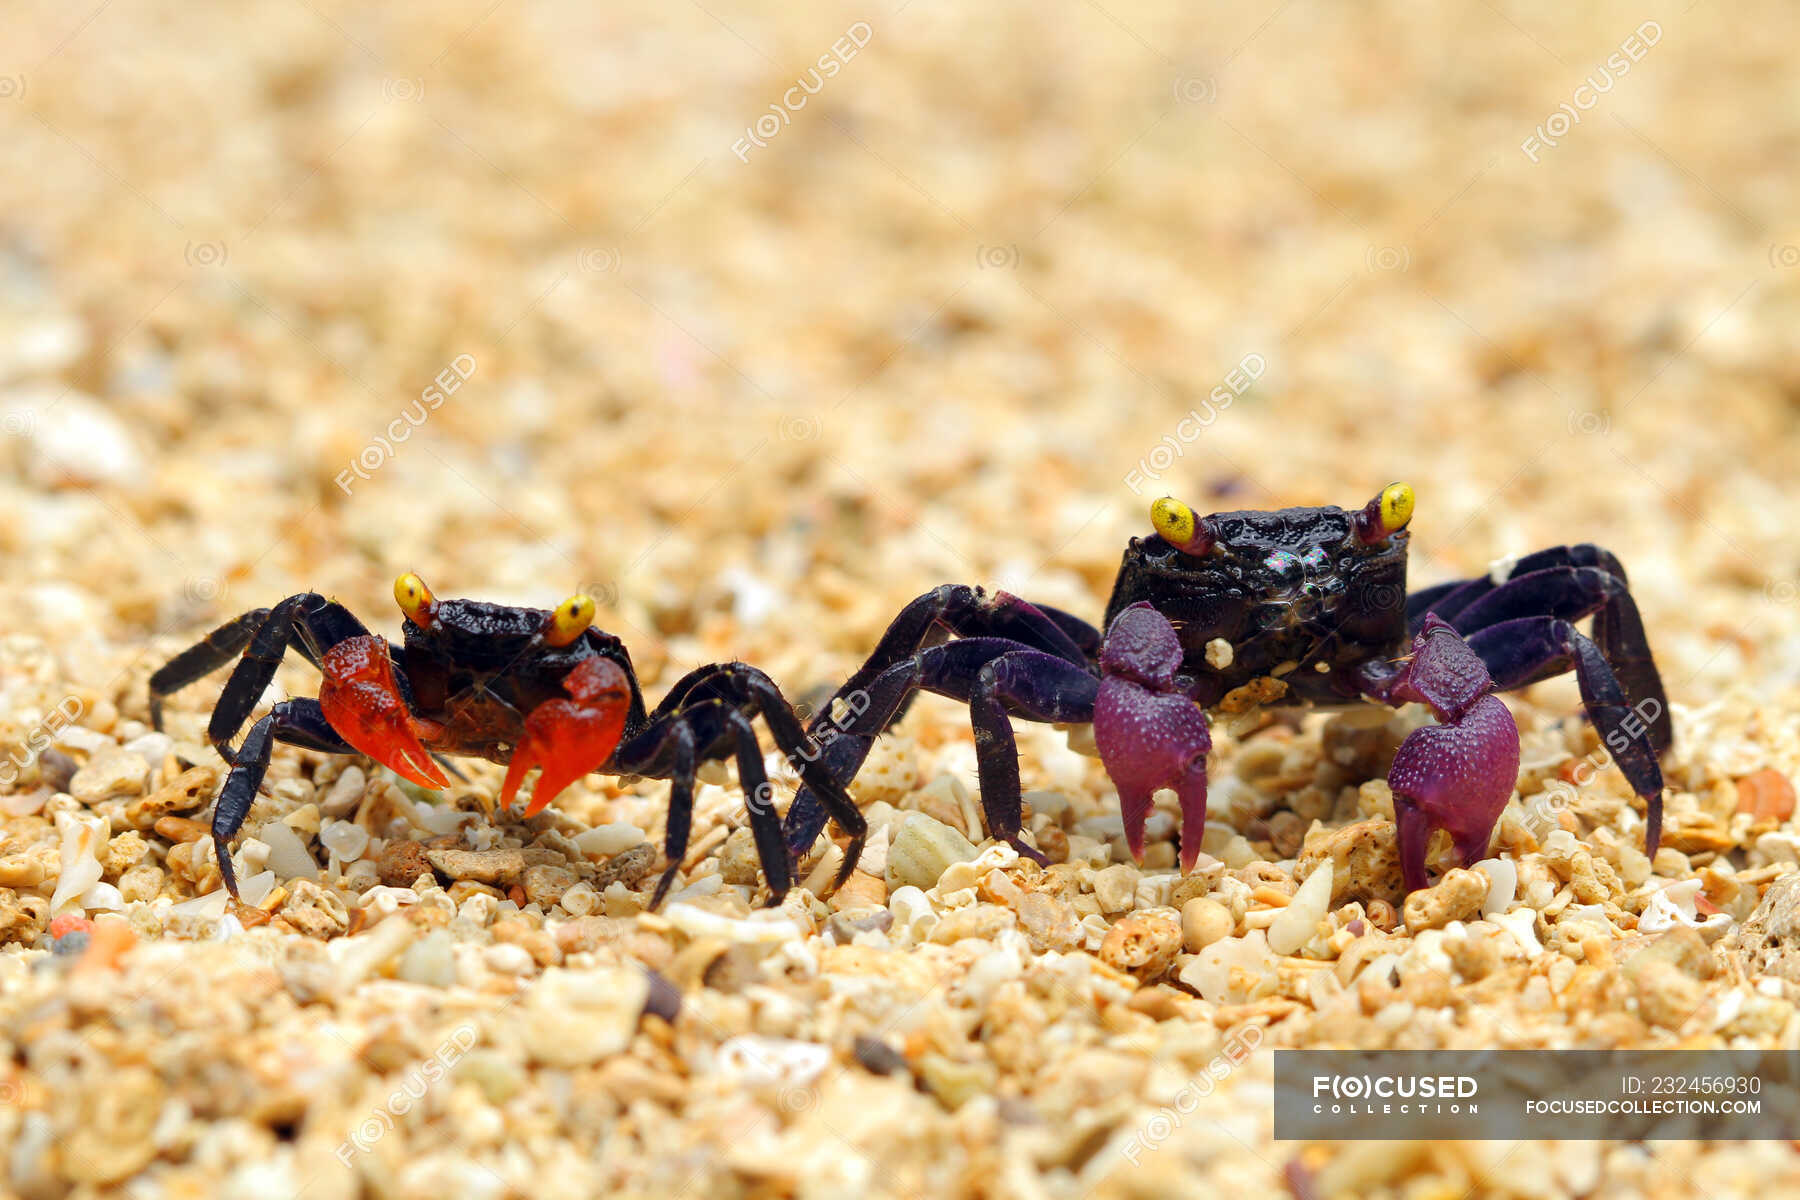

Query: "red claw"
<box><xmin>500</xmin><ymin>657</ymin><xmax>632</xmax><ymax>817</ymax></box>
<box><xmin>319</xmin><ymin>635</ymin><xmax>451</xmax><ymax>790</ymax></box>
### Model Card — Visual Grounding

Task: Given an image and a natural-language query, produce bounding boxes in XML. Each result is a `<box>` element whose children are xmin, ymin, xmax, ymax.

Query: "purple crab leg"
<box><xmin>1091</xmin><ymin>603</ymin><xmax>1213</xmax><ymax>871</ymax></box>
<box><xmin>1358</xmin><ymin>614</ymin><xmax>1521</xmax><ymax>892</ymax></box>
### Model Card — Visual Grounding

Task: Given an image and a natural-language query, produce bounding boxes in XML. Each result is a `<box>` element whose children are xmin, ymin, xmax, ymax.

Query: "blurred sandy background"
<box><xmin>2</xmin><ymin>0</ymin><xmax>1799</xmax><ymax>1196</ymax></box>
<box><xmin>1</xmin><ymin>0</ymin><xmax>1795</xmax><ymax>697</ymax></box>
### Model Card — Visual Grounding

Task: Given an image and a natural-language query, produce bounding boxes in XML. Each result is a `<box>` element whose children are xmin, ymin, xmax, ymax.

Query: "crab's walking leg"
<box><xmin>1409</xmin><ymin>545</ymin><xmax>1671</xmax><ymax>754</ymax></box>
<box><xmin>151</xmin><ymin>594</ymin><xmax>405</xmax><ymax>897</ymax></box>
<box><xmin>829</xmin><ymin>585</ymin><xmax>1096</xmax><ymax>707</ymax></box>
<box><xmin>612</xmin><ymin>716</ymin><xmax>699</xmax><ymax>910</ymax></box>
<box><xmin>499</xmin><ymin>657</ymin><xmax>632</xmax><ymax>817</ymax></box>
<box><xmin>1091</xmin><ymin>603</ymin><xmax>1213</xmax><ymax>871</ymax></box>
<box><xmin>783</xmin><ymin>638</ymin><xmax>1097</xmax><ymax>863</ymax></box>
<box><xmin>1465</xmin><ymin>616</ymin><xmax>1664</xmax><ymax>853</ymax></box>
<box><xmin>614</xmin><ymin>697</ymin><xmax>792</xmax><ymax>909</ymax></box>
<box><xmin>1358</xmin><ymin>615</ymin><xmax>1522</xmax><ymax>892</ymax></box>
<box><xmin>966</xmin><ymin>651</ymin><xmax>1101</xmax><ymax>859</ymax></box>
<box><xmin>212</xmin><ymin>700</ymin><xmax>357</xmax><ymax>895</ymax></box>
<box><xmin>784</xmin><ymin>586</ymin><xmax>1099</xmax><ymax>853</ymax></box>
<box><xmin>610</xmin><ymin>663</ymin><xmax>865</xmax><ymax>907</ymax></box>
<box><xmin>149</xmin><ymin>593</ymin><xmax>383</xmax><ymax>754</ymax></box>
<box><xmin>148</xmin><ymin>608</ymin><xmax>271</xmax><ymax>730</ymax></box>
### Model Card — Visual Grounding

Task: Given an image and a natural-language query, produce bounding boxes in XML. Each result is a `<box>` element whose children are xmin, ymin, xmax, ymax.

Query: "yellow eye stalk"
<box><xmin>1150</xmin><ymin>496</ymin><xmax>1216</xmax><ymax>556</ymax></box>
<box><xmin>1356</xmin><ymin>482</ymin><xmax>1415</xmax><ymax>543</ymax></box>
<box><xmin>544</xmin><ymin>593</ymin><xmax>596</xmax><ymax>646</ymax></box>
<box><xmin>394</xmin><ymin>573</ymin><xmax>437</xmax><ymax>626</ymax></box>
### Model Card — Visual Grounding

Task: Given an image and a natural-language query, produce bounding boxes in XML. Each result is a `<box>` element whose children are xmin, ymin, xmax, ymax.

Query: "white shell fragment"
<box><xmin>1474</xmin><ymin>857</ymin><xmax>1517</xmax><ymax>917</ymax></box>
<box><xmin>257</xmin><ymin>820</ymin><xmax>319</xmax><ymax>881</ymax></box>
<box><xmin>1268</xmin><ymin>860</ymin><xmax>1332</xmax><ymax>955</ymax></box>
<box><xmin>49</xmin><ymin>812</ymin><xmax>107</xmax><ymax>915</ymax></box>
<box><xmin>886</xmin><ymin>812</ymin><xmax>978</xmax><ymax>891</ymax></box>
<box><xmin>575</xmin><ymin>822</ymin><xmax>646</xmax><ymax>858</ymax></box>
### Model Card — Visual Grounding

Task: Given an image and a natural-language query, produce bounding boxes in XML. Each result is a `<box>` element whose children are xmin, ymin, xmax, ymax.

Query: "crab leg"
<box><xmin>781</xmin><ymin>637</ymin><xmax>1099</xmax><ymax>861</ymax></box>
<box><xmin>1358</xmin><ymin>614</ymin><xmax>1522</xmax><ymax>892</ymax></box>
<box><xmin>499</xmin><ymin>656</ymin><xmax>633</xmax><ymax>816</ymax></box>
<box><xmin>1465</xmin><ymin>616</ymin><xmax>1664</xmax><ymax>852</ymax></box>
<box><xmin>211</xmin><ymin>699</ymin><xmax>357</xmax><ymax>895</ymax></box>
<box><xmin>1408</xmin><ymin>544</ymin><xmax>1671</xmax><ymax>754</ymax></box>
<box><xmin>318</xmin><ymin>635</ymin><xmax>452</xmax><ymax>790</ymax></box>
<box><xmin>966</xmin><ymin>650</ymin><xmax>1102</xmax><ymax>860</ymax></box>
<box><xmin>783</xmin><ymin>585</ymin><xmax>1100</xmax><ymax>855</ymax></box>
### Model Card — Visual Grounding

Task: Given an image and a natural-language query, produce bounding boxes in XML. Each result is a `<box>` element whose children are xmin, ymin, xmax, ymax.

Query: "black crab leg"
<box><xmin>611</xmin><ymin>714</ymin><xmax>699</xmax><ymax>910</ymax></box>
<box><xmin>211</xmin><ymin>699</ymin><xmax>356</xmax><ymax>895</ymax></box>
<box><xmin>611</xmin><ymin>662</ymin><xmax>866</xmax><ymax>906</ymax></box>
<box><xmin>1464</xmin><ymin>616</ymin><xmax>1665</xmax><ymax>852</ymax></box>
<box><xmin>150</xmin><ymin>595</ymin><xmax>397</xmax><ymax>895</ymax></box>
<box><xmin>158</xmin><ymin>594</ymin><xmax>374</xmax><ymax>759</ymax></box>
<box><xmin>827</xmin><ymin>585</ymin><xmax>1094</xmax><ymax>709</ymax></box>
<box><xmin>721</xmin><ymin>705</ymin><xmax>788</xmax><ymax>906</ymax></box>
<box><xmin>966</xmin><ymin>649</ymin><xmax>1101</xmax><ymax>858</ymax></box>
<box><xmin>1407</xmin><ymin>545</ymin><xmax>1671</xmax><ymax>754</ymax></box>
<box><xmin>783</xmin><ymin>586</ymin><xmax>1100</xmax><ymax>854</ymax></box>
<box><xmin>148</xmin><ymin>608</ymin><xmax>271</xmax><ymax>730</ymax></box>
<box><xmin>787</xmin><ymin>636</ymin><xmax>1100</xmax><ymax>861</ymax></box>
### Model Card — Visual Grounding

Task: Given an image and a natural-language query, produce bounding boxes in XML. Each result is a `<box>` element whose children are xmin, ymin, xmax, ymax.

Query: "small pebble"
<box><xmin>69</xmin><ymin>750</ymin><xmax>149</xmax><ymax>804</ymax></box>
<box><xmin>1100</xmin><ymin>911</ymin><xmax>1183</xmax><ymax>979</ymax></box>
<box><xmin>1737</xmin><ymin>769</ymin><xmax>1797</xmax><ymax>823</ymax></box>
<box><xmin>575</xmin><ymin>823</ymin><xmax>646</xmax><ymax>858</ymax></box>
<box><xmin>319</xmin><ymin>820</ymin><xmax>370</xmax><ymax>863</ymax></box>
<box><xmin>1091</xmin><ymin>863</ymin><xmax>1140</xmax><ymax>913</ymax></box>
<box><xmin>52</xmin><ymin>930</ymin><xmax>91</xmax><ymax>957</ymax></box>
<box><xmin>1181</xmin><ymin>897</ymin><xmax>1234</xmax><ymax>952</ymax></box>
<box><xmin>886</xmin><ymin>812</ymin><xmax>978</xmax><ymax>891</ymax></box>
<box><xmin>1403</xmin><ymin>867</ymin><xmax>1486</xmax><ymax>934</ymax></box>
<box><xmin>428</xmin><ymin>847</ymin><xmax>529</xmax><ymax>886</ymax></box>
<box><xmin>321</xmin><ymin>766</ymin><xmax>367</xmax><ymax>817</ymax></box>
<box><xmin>398</xmin><ymin>929</ymin><xmax>456</xmax><ymax>986</ymax></box>
<box><xmin>379</xmin><ymin>840</ymin><xmax>437</xmax><ymax>889</ymax></box>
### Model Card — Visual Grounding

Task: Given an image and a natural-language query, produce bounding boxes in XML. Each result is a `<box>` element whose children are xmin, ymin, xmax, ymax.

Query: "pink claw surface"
<box><xmin>1092</xmin><ymin>602</ymin><xmax>1214</xmax><ymax>872</ymax></box>
<box><xmin>1383</xmin><ymin>615</ymin><xmax>1522</xmax><ymax>891</ymax></box>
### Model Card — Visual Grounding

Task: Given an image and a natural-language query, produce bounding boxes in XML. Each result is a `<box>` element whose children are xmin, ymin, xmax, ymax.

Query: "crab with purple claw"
<box><xmin>785</xmin><ymin>482</ymin><xmax>1670</xmax><ymax>896</ymax></box>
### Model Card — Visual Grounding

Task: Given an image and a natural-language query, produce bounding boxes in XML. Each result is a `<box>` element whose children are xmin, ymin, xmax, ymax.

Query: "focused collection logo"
<box><xmin>1311</xmin><ymin>1073</ymin><xmax>1480</xmax><ymax>1115</ymax></box>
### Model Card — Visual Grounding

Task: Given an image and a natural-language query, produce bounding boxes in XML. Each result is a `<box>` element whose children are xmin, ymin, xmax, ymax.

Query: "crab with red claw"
<box><xmin>784</xmin><ymin>483</ymin><xmax>1671</xmax><ymax>894</ymax></box>
<box><xmin>149</xmin><ymin>574</ymin><xmax>866</xmax><ymax>906</ymax></box>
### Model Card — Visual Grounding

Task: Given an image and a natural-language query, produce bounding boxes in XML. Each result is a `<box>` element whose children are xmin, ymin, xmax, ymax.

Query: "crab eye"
<box><xmin>394</xmin><ymin>573</ymin><xmax>436</xmax><ymax>626</ymax></box>
<box><xmin>1150</xmin><ymin>497</ymin><xmax>1216</xmax><ymax>555</ymax></box>
<box><xmin>1356</xmin><ymin>482</ymin><xmax>1414</xmax><ymax>543</ymax></box>
<box><xmin>545</xmin><ymin>594</ymin><xmax>595</xmax><ymax>646</ymax></box>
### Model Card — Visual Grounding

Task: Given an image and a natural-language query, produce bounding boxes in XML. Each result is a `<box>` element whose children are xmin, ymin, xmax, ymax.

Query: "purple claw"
<box><xmin>1093</xmin><ymin>602</ymin><xmax>1213</xmax><ymax>871</ymax></box>
<box><xmin>1374</xmin><ymin>614</ymin><xmax>1521</xmax><ymax>892</ymax></box>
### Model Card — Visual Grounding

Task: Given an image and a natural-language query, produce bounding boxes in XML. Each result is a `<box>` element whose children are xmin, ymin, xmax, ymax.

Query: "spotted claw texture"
<box><xmin>1092</xmin><ymin>602</ymin><xmax>1213</xmax><ymax>871</ymax></box>
<box><xmin>1385</xmin><ymin>615</ymin><xmax>1522</xmax><ymax>891</ymax></box>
